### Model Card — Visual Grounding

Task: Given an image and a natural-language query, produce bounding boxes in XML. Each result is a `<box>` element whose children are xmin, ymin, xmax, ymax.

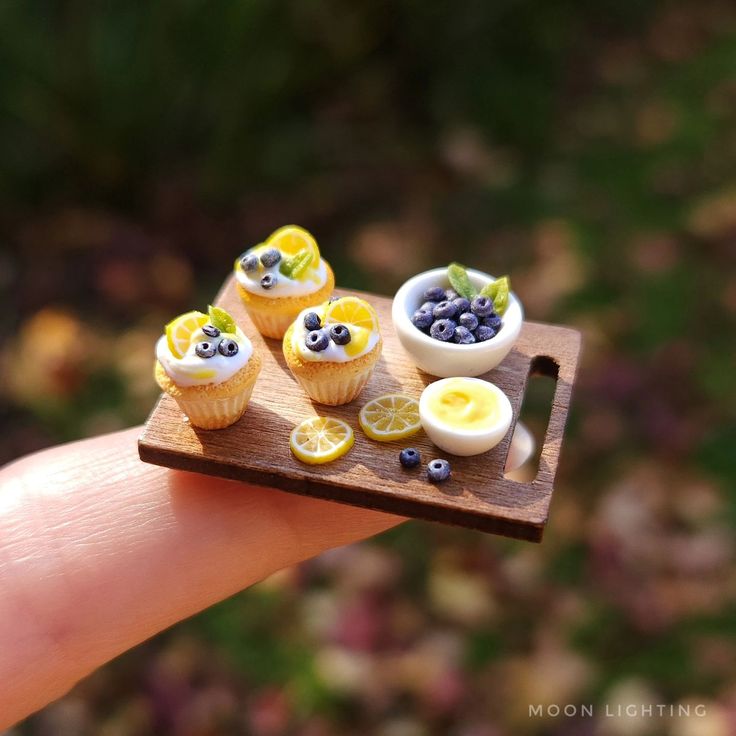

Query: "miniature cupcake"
<box><xmin>154</xmin><ymin>306</ymin><xmax>262</xmax><ymax>429</ymax></box>
<box><xmin>234</xmin><ymin>225</ymin><xmax>335</xmax><ymax>339</ymax></box>
<box><xmin>283</xmin><ymin>296</ymin><xmax>382</xmax><ymax>405</ymax></box>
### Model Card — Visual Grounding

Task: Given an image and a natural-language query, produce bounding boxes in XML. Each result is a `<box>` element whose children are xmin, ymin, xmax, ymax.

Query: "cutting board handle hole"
<box><xmin>504</xmin><ymin>355</ymin><xmax>559</xmax><ymax>482</ymax></box>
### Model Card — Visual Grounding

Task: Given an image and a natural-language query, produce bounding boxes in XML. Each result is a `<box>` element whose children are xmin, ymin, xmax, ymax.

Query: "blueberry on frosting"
<box><xmin>218</xmin><ymin>338</ymin><xmax>239</xmax><ymax>357</ymax></box>
<box><xmin>260</xmin><ymin>248</ymin><xmax>281</xmax><ymax>268</ymax></box>
<box><xmin>261</xmin><ymin>273</ymin><xmax>277</xmax><ymax>289</ymax></box>
<box><xmin>202</xmin><ymin>324</ymin><xmax>220</xmax><ymax>338</ymax></box>
<box><xmin>303</xmin><ymin>312</ymin><xmax>321</xmax><ymax>331</ymax></box>
<box><xmin>329</xmin><ymin>324</ymin><xmax>351</xmax><ymax>345</ymax></box>
<box><xmin>195</xmin><ymin>341</ymin><xmax>218</xmax><ymax>358</ymax></box>
<box><xmin>305</xmin><ymin>329</ymin><xmax>329</xmax><ymax>352</ymax></box>
<box><xmin>240</xmin><ymin>253</ymin><xmax>260</xmax><ymax>272</ymax></box>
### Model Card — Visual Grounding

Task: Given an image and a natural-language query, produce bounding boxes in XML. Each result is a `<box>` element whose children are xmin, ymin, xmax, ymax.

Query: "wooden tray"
<box><xmin>139</xmin><ymin>276</ymin><xmax>582</xmax><ymax>542</ymax></box>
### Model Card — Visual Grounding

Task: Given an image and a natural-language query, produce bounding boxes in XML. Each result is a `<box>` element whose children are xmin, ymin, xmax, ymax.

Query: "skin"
<box><xmin>0</xmin><ymin>427</ymin><xmax>402</xmax><ymax>728</ymax></box>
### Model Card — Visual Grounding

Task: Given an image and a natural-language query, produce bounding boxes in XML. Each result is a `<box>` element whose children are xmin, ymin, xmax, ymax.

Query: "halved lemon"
<box><xmin>165</xmin><ymin>310</ymin><xmax>208</xmax><ymax>359</ymax></box>
<box><xmin>359</xmin><ymin>394</ymin><xmax>421</xmax><ymax>442</ymax></box>
<box><xmin>266</xmin><ymin>225</ymin><xmax>320</xmax><ymax>264</ymax></box>
<box><xmin>290</xmin><ymin>416</ymin><xmax>355</xmax><ymax>465</ymax></box>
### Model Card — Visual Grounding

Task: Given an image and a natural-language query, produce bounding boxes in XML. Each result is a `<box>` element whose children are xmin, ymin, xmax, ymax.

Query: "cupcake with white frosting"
<box><xmin>235</xmin><ymin>225</ymin><xmax>335</xmax><ymax>339</ymax></box>
<box><xmin>154</xmin><ymin>306</ymin><xmax>262</xmax><ymax>429</ymax></box>
<box><xmin>282</xmin><ymin>295</ymin><xmax>382</xmax><ymax>405</ymax></box>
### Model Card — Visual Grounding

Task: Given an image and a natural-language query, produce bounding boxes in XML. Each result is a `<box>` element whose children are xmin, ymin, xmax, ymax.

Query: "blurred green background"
<box><xmin>2</xmin><ymin>1</ymin><xmax>736</xmax><ymax>734</ymax></box>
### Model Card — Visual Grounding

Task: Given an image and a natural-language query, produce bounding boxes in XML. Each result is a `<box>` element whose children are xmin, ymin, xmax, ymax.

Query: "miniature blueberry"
<box><xmin>411</xmin><ymin>309</ymin><xmax>433</xmax><ymax>330</ymax></box>
<box><xmin>202</xmin><ymin>324</ymin><xmax>221</xmax><ymax>338</ymax></box>
<box><xmin>195</xmin><ymin>341</ymin><xmax>217</xmax><ymax>358</ymax></box>
<box><xmin>260</xmin><ymin>273</ymin><xmax>277</xmax><ymax>289</ymax></box>
<box><xmin>474</xmin><ymin>325</ymin><xmax>496</xmax><ymax>342</ymax></box>
<box><xmin>453</xmin><ymin>325</ymin><xmax>476</xmax><ymax>344</ymax></box>
<box><xmin>303</xmin><ymin>311</ymin><xmax>321</xmax><ymax>331</ymax></box>
<box><xmin>429</xmin><ymin>318</ymin><xmax>456</xmax><ymax>341</ymax></box>
<box><xmin>458</xmin><ymin>312</ymin><xmax>479</xmax><ymax>331</ymax></box>
<box><xmin>399</xmin><ymin>447</ymin><xmax>421</xmax><ymax>468</ymax></box>
<box><xmin>260</xmin><ymin>248</ymin><xmax>281</xmax><ymax>267</ymax></box>
<box><xmin>330</xmin><ymin>324</ymin><xmax>352</xmax><ymax>345</ymax></box>
<box><xmin>423</xmin><ymin>286</ymin><xmax>446</xmax><ymax>302</ymax></box>
<box><xmin>419</xmin><ymin>301</ymin><xmax>439</xmax><ymax>313</ymax></box>
<box><xmin>444</xmin><ymin>289</ymin><xmax>459</xmax><ymax>301</ymax></box>
<box><xmin>218</xmin><ymin>338</ymin><xmax>239</xmax><ymax>357</ymax></box>
<box><xmin>483</xmin><ymin>314</ymin><xmax>503</xmax><ymax>331</ymax></box>
<box><xmin>471</xmin><ymin>295</ymin><xmax>494</xmax><ymax>317</ymax></box>
<box><xmin>452</xmin><ymin>297</ymin><xmax>471</xmax><ymax>315</ymax></box>
<box><xmin>432</xmin><ymin>300</ymin><xmax>458</xmax><ymax>320</ymax></box>
<box><xmin>240</xmin><ymin>253</ymin><xmax>260</xmax><ymax>272</ymax></box>
<box><xmin>427</xmin><ymin>458</ymin><xmax>451</xmax><ymax>483</ymax></box>
<box><xmin>305</xmin><ymin>329</ymin><xmax>330</xmax><ymax>352</ymax></box>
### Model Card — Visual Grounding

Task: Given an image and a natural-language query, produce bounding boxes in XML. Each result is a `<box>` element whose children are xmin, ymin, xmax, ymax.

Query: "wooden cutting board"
<box><xmin>139</xmin><ymin>275</ymin><xmax>582</xmax><ymax>542</ymax></box>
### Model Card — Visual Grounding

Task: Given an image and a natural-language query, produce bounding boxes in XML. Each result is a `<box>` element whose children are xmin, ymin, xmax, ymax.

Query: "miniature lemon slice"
<box><xmin>359</xmin><ymin>394</ymin><xmax>421</xmax><ymax>442</ymax></box>
<box><xmin>165</xmin><ymin>310</ymin><xmax>208</xmax><ymax>359</ymax></box>
<box><xmin>267</xmin><ymin>225</ymin><xmax>320</xmax><ymax>264</ymax></box>
<box><xmin>324</xmin><ymin>296</ymin><xmax>378</xmax><ymax>333</ymax></box>
<box><xmin>290</xmin><ymin>416</ymin><xmax>355</xmax><ymax>465</ymax></box>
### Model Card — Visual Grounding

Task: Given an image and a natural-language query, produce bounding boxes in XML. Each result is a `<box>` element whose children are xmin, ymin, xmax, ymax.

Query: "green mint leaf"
<box><xmin>280</xmin><ymin>248</ymin><xmax>313</xmax><ymax>279</ymax></box>
<box><xmin>447</xmin><ymin>262</ymin><xmax>477</xmax><ymax>300</ymax></box>
<box><xmin>208</xmin><ymin>305</ymin><xmax>236</xmax><ymax>333</ymax></box>
<box><xmin>480</xmin><ymin>276</ymin><xmax>511</xmax><ymax>315</ymax></box>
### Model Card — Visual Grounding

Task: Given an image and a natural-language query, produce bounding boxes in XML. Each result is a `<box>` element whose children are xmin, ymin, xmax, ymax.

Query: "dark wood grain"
<box><xmin>139</xmin><ymin>275</ymin><xmax>582</xmax><ymax>542</ymax></box>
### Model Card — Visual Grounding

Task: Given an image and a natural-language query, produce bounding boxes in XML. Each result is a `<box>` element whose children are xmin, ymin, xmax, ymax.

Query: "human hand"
<box><xmin>0</xmin><ymin>428</ymin><xmax>402</xmax><ymax>727</ymax></box>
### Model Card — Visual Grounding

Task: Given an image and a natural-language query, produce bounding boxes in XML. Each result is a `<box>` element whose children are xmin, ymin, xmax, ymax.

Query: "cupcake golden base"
<box><xmin>283</xmin><ymin>323</ymin><xmax>381</xmax><ymax>405</ymax></box>
<box><xmin>155</xmin><ymin>352</ymin><xmax>262</xmax><ymax>429</ymax></box>
<box><xmin>237</xmin><ymin>261</ymin><xmax>335</xmax><ymax>339</ymax></box>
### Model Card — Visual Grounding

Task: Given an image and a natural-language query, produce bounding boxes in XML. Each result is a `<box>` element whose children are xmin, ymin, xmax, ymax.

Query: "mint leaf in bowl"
<box><xmin>480</xmin><ymin>276</ymin><xmax>510</xmax><ymax>315</ymax></box>
<box><xmin>447</xmin><ymin>262</ymin><xmax>478</xmax><ymax>300</ymax></box>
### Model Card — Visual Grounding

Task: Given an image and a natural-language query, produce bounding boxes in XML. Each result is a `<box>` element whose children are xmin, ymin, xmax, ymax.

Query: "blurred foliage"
<box><xmin>2</xmin><ymin>0</ymin><xmax>736</xmax><ymax>734</ymax></box>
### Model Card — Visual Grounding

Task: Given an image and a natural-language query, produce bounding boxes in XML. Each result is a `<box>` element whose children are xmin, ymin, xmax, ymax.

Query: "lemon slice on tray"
<box><xmin>290</xmin><ymin>416</ymin><xmax>355</xmax><ymax>465</ymax></box>
<box><xmin>359</xmin><ymin>393</ymin><xmax>421</xmax><ymax>442</ymax></box>
<box><xmin>165</xmin><ymin>310</ymin><xmax>208</xmax><ymax>359</ymax></box>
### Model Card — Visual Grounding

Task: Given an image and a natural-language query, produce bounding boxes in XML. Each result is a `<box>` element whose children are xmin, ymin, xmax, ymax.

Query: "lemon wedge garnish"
<box><xmin>344</xmin><ymin>326</ymin><xmax>371</xmax><ymax>357</ymax></box>
<box><xmin>290</xmin><ymin>416</ymin><xmax>354</xmax><ymax>465</ymax></box>
<box><xmin>324</xmin><ymin>296</ymin><xmax>378</xmax><ymax>332</ymax></box>
<box><xmin>165</xmin><ymin>310</ymin><xmax>208</xmax><ymax>359</ymax></box>
<box><xmin>359</xmin><ymin>394</ymin><xmax>421</xmax><ymax>442</ymax></box>
<box><xmin>266</xmin><ymin>225</ymin><xmax>320</xmax><ymax>265</ymax></box>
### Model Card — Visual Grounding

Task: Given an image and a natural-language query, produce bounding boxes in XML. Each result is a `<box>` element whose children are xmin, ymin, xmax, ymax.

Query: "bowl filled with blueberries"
<box><xmin>391</xmin><ymin>263</ymin><xmax>523</xmax><ymax>377</ymax></box>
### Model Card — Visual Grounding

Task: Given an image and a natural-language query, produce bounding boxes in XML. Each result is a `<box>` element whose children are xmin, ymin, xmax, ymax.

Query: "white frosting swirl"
<box><xmin>235</xmin><ymin>246</ymin><xmax>328</xmax><ymax>298</ymax></box>
<box><xmin>156</xmin><ymin>326</ymin><xmax>253</xmax><ymax>387</ymax></box>
<box><xmin>291</xmin><ymin>304</ymin><xmax>380</xmax><ymax>363</ymax></box>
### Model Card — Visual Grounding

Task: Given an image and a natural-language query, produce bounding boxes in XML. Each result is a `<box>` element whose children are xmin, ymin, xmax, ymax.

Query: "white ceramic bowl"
<box><xmin>392</xmin><ymin>267</ymin><xmax>523</xmax><ymax>377</ymax></box>
<box><xmin>419</xmin><ymin>377</ymin><xmax>513</xmax><ymax>456</ymax></box>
